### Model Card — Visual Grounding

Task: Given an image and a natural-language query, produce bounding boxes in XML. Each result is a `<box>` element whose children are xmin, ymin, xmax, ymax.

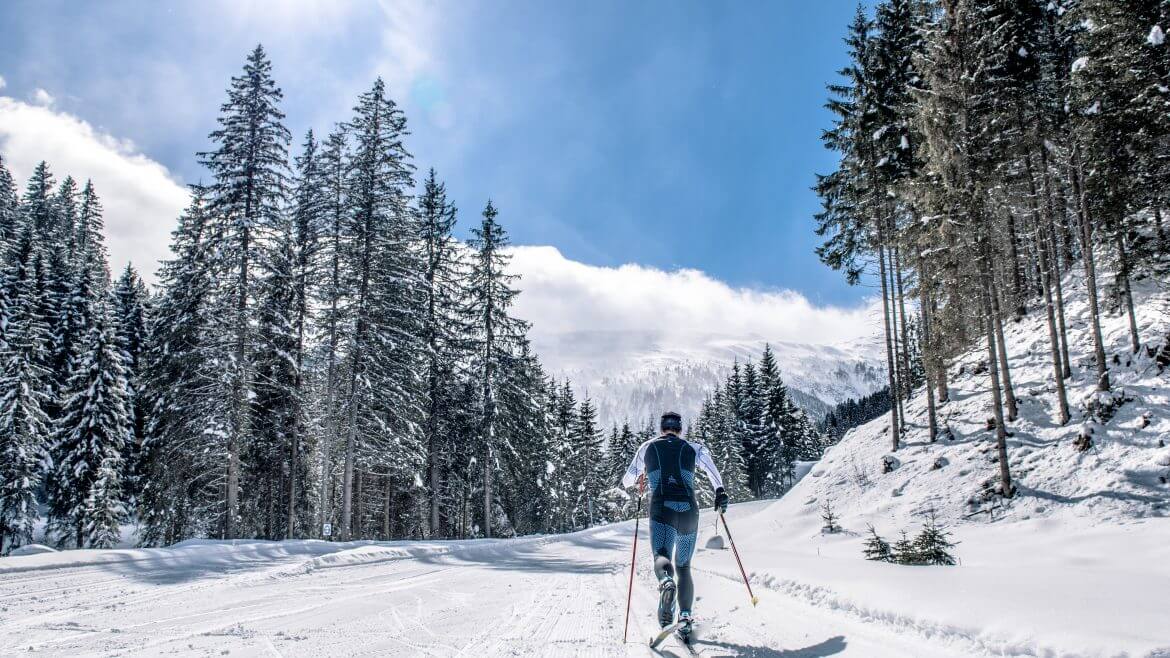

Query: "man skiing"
<box><xmin>622</xmin><ymin>411</ymin><xmax>728</xmax><ymax>641</ymax></box>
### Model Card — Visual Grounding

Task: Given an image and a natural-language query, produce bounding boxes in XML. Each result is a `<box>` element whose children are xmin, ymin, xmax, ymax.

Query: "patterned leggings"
<box><xmin>650</xmin><ymin>500</ymin><xmax>699</xmax><ymax>615</ymax></box>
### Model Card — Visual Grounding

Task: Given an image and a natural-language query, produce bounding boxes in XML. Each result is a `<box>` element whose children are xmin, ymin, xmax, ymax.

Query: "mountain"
<box><xmin>532</xmin><ymin>329</ymin><xmax>887</xmax><ymax>430</ymax></box>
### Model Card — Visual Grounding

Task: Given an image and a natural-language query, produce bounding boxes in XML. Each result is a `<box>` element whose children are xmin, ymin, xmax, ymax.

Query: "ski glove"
<box><xmin>714</xmin><ymin>487</ymin><xmax>729</xmax><ymax>514</ymax></box>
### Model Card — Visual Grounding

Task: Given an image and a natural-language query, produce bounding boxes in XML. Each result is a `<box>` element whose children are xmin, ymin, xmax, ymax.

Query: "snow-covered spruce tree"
<box><xmin>311</xmin><ymin>126</ymin><xmax>348</xmax><ymax>537</ymax></box>
<box><xmin>336</xmin><ymin>77</ymin><xmax>420</xmax><ymax>541</ymax></box>
<box><xmin>47</xmin><ymin>177</ymin><xmax>123</xmax><ymax>547</ymax></box>
<box><xmin>49</xmin><ymin>305</ymin><xmax>132</xmax><ymax>548</ymax></box>
<box><xmin>571</xmin><ymin>396</ymin><xmax>604</xmax><ymax>527</ymax></box>
<box><xmin>815</xmin><ymin>8</ymin><xmax>904</xmax><ymax>450</ymax></box>
<box><xmin>417</xmin><ymin>169</ymin><xmax>472</xmax><ymax>538</ymax></box>
<box><xmin>83</xmin><ymin>450</ymin><xmax>127</xmax><ymax>549</ymax></box>
<box><xmin>863</xmin><ymin>525</ymin><xmax>894</xmax><ymax>562</ymax></box>
<box><xmin>197</xmin><ymin>45</ymin><xmax>291</xmax><ymax>538</ymax></box>
<box><xmin>495</xmin><ymin>339</ymin><xmax>552</xmax><ymax>534</ymax></box>
<box><xmin>467</xmin><ymin>201</ymin><xmax>526</xmax><ymax>539</ymax></box>
<box><xmin>913</xmin><ymin>508</ymin><xmax>957</xmax><ymax>566</ymax></box>
<box><xmin>708</xmin><ymin>388</ymin><xmax>749</xmax><ymax>502</ymax></box>
<box><xmin>0</xmin><ymin>228</ymin><xmax>53</xmax><ymax>553</ymax></box>
<box><xmin>0</xmin><ymin>156</ymin><xmax>20</xmax><ymax>254</ymax></box>
<box><xmin>139</xmin><ymin>192</ymin><xmax>225</xmax><ymax>545</ymax></box>
<box><xmin>111</xmin><ymin>265</ymin><xmax>149</xmax><ymax>504</ymax></box>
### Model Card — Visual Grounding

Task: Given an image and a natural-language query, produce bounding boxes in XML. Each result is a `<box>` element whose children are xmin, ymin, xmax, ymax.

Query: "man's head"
<box><xmin>660</xmin><ymin>411</ymin><xmax>683</xmax><ymax>435</ymax></box>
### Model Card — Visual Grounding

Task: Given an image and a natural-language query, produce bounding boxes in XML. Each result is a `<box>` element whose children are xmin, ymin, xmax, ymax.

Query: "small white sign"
<box><xmin>322</xmin><ymin>522</ymin><xmax>333</xmax><ymax>538</ymax></box>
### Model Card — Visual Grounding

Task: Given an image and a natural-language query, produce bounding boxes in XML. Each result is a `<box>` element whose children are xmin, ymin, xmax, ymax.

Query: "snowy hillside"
<box><xmin>784</xmin><ymin>266</ymin><xmax>1170</xmax><ymax>530</ymax></box>
<box><xmin>536</xmin><ymin>331</ymin><xmax>886</xmax><ymax>428</ymax></box>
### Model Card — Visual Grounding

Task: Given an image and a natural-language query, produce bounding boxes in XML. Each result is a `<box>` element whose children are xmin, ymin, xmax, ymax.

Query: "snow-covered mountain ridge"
<box><xmin>533</xmin><ymin>331</ymin><xmax>887</xmax><ymax>429</ymax></box>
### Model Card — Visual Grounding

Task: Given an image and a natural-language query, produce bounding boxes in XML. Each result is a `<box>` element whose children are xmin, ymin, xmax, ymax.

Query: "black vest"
<box><xmin>645</xmin><ymin>435</ymin><xmax>697</xmax><ymax>503</ymax></box>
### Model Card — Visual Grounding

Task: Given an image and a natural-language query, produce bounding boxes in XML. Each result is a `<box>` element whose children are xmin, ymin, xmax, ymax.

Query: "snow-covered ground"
<box><xmin>2</xmin><ymin>500</ymin><xmax>1167</xmax><ymax>657</ymax></box>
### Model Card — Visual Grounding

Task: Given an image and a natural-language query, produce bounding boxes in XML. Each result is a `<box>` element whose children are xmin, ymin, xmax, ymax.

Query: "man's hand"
<box><xmin>714</xmin><ymin>487</ymin><xmax>729</xmax><ymax>514</ymax></box>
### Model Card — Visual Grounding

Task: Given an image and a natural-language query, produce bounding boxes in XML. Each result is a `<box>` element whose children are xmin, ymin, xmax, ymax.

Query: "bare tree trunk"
<box><xmin>877</xmin><ymin>242</ymin><xmax>901</xmax><ymax>450</ymax></box>
<box><xmin>1115</xmin><ymin>234</ymin><xmax>1141</xmax><ymax>353</ymax></box>
<box><xmin>340</xmin><ymin>365</ymin><xmax>359</xmax><ymax>541</ymax></box>
<box><xmin>1071</xmin><ymin>147</ymin><xmax>1111</xmax><ymax>391</ymax></box>
<box><xmin>990</xmin><ymin>283</ymin><xmax>1018</xmax><ymax>421</ymax></box>
<box><xmin>1038</xmin><ymin>145</ymin><xmax>1074</xmax><ymax>378</ymax></box>
<box><xmin>981</xmin><ymin>276</ymin><xmax>1014</xmax><ymax>499</ymax></box>
<box><xmin>1004</xmin><ymin>211</ymin><xmax>1025</xmax><ymax>316</ymax></box>
<box><xmin>383</xmin><ymin>477</ymin><xmax>392</xmax><ymax>540</ymax></box>
<box><xmin>894</xmin><ymin>246</ymin><xmax>913</xmax><ymax>404</ymax></box>
<box><xmin>918</xmin><ymin>257</ymin><xmax>938</xmax><ymax>442</ymax></box>
<box><xmin>1154</xmin><ymin>207</ymin><xmax>1166</xmax><ymax>249</ymax></box>
<box><xmin>1037</xmin><ymin>215</ymin><xmax>1072</xmax><ymax>425</ymax></box>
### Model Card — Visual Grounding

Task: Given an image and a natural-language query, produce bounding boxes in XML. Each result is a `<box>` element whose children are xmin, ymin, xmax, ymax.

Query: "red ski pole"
<box><xmin>622</xmin><ymin>477</ymin><xmax>646</xmax><ymax>643</ymax></box>
<box><xmin>721</xmin><ymin>513</ymin><xmax>759</xmax><ymax>606</ymax></box>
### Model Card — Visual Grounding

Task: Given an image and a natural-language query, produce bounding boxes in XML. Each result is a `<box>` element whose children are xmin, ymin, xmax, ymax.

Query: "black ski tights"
<box><xmin>654</xmin><ymin>555</ymin><xmax>694</xmax><ymax>615</ymax></box>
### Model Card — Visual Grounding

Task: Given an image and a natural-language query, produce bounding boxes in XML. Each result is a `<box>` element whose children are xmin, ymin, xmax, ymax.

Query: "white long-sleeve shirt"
<box><xmin>621</xmin><ymin>436</ymin><xmax>724</xmax><ymax>491</ymax></box>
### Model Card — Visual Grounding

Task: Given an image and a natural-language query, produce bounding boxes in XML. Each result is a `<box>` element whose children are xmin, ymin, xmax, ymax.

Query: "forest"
<box><xmin>815</xmin><ymin>0</ymin><xmax>1169</xmax><ymax>500</ymax></box>
<box><xmin>0</xmin><ymin>46</ymin><xmax>823</xmax><ymax>553</ymax></box>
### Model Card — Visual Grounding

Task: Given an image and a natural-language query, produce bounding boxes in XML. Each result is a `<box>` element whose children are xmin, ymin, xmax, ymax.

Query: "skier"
<box><xmin>622</xmin><ymin>411</ymin><xmax>728</xmax><ymax>641</ymax></box>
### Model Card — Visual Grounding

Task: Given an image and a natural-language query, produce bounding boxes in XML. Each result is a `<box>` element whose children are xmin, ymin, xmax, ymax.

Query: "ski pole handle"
<box><xmin>721</xmin><ymin>513</ymin><xmax>759</xmax><ymax>607</ymax></box>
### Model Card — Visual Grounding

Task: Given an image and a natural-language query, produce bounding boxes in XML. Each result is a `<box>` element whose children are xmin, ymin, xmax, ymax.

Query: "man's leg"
<box><xmin>674</xmin><ymin>531</ymin><xmax>697</xmax><ymax>616</ymax></box>
<box><xmin>650</xmin><ymin>518</ymin><xmax>678</xmax><ymax>627</ymax></box>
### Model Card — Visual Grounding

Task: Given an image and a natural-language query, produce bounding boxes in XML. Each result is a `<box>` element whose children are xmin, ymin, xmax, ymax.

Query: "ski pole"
<box><xmin>622</xmin><ymin>477</ymin><xmax>646</xmax><ymax>643</ymax></box>
<box><xmin>720</xmin><ymin>513</ymin><xmax>759</xmax><ymax>606</ymax></box>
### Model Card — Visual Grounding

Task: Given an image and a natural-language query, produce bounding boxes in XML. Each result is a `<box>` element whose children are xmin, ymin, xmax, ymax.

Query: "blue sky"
<box><xmin>0</xmin><ymin>0</ymin><xmax>871</xmax><ymax>307</ymax></box>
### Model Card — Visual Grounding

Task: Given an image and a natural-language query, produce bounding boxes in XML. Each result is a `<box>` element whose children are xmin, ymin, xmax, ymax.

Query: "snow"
<box><xmin>1149</xmin><ymin>25</ymin><xmax>1165</xmax><ymax>47</ymax></box>
<box><xmin>1072</xmin><ymin>56</ymin><xmax>1089</xmax><ymax>73</ymax></box>
<box><xmin>551</xmin><ymin>334</ymin><xmax>886</xmax><ymax>428</ymax></box>
<box><xmin>7</xmin><ymin>543</ymin><xmax>57</xmax><ymax>556</ymax></box>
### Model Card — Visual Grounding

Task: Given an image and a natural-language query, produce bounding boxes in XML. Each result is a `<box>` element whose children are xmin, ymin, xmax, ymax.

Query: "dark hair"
<box><xmin>660</xmin><ymin>412</ymin><xmax>682</xmax><ymax>433</ymax></box>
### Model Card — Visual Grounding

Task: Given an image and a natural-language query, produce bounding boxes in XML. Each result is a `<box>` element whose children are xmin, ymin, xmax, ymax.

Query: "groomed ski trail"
<box><xmin>1</xmin><ymin>504</ymin><xmax>969</xmax><ymax>657</ymax></box>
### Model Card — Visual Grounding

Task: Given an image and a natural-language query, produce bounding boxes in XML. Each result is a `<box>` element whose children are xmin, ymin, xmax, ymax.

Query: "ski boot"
<box><xmin>677</xmin><ymin>611</ymin><xmax>694</xmax><ymax>643</ymax></box>
<box><xmin>657</xmin><ymin>577</ymin><xmax>677</xmax><ymax>628</ymax></box>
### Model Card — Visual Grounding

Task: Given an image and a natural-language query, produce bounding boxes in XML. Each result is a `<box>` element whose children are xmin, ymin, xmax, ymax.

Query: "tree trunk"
<box><xmin>340</xmin><ymin>365</ymin><xmax>359</xmax><ymax>541</ymax></box>
<box><xmin>917</xmin><ymin>257</ymin><xmax>938</xmax><ymax>442</ymax></box>
<box><xmin>1038</xmin><ymin>142</ymin><xmax>1074</xmax><ymax>379</ymax></box>
<box><xmin>1004</xmin><ymin>211</ymin><xmax>1025</xmax><ymax>316</ymax></box>
<box><xmin>981</xmin><ymin>277</ymin><xmax>1014</xmax><ymax>499</ymax></box>
<box><xmin>877</xmin><ymin>242</ymin><xmax>901</xmax><ymax>450</ymax></box>
<box><xmin>990</xmin><ymin>283</ymin><xmax>1018</xmax><ymax>422</ymax></box>
<box><xmin>1071</xmin><ymin>147</ymin><xmax>1111</xmax><ymax>391</ymax></box>
<box><xmin>1037</xmin><ymin>215</ymin><xmax>1071</xmax><ymax>425</ymax></box>
<box><xmin>1115</xmin><ymin>234</ymin><xmax>1140</xmax><ymax>354</ymax></box>
<box><xmin>894</xmin><ymin>246</ymin><xmax>913</xmax><ymax>404</ymax></box>
<box><xmin>383</xmin><ymin>476</ymin><xmax>392</xmax><ymax>540</ymax></box>
<box><xmin>1154</xmin><ymin>207</ymin><xmax>1166</xmax><ymax>250</ymax></box>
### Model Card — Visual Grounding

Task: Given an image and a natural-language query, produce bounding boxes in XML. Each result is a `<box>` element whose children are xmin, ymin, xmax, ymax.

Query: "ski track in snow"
<box><xmin>1</xmin><ymin>506</ymin><xmax>977</xmax><ymax>658</ymax></box>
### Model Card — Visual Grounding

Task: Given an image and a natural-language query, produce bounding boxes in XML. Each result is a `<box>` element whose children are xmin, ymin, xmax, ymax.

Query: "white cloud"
<box><xmin>0</xmin><ymin>96</ymin><xmax>189</xmax><ymax>284</ymax></box>
<box><xmin>0</xmin><ymin>76</ymin><xmax>6</xmax><ymax>91</ymax></box>
<box><xmin>506</xmin><ymin>245</ymin><xmax>883</xmax><ymax>371</ymax></box>
<box><xmin>30</xmin><ymin>88</ymin><xmax>54</xmax><ymax>106</ymax></box>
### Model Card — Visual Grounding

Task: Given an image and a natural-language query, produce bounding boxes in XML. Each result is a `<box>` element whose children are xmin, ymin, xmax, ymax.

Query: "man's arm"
<box><xmin>690</xmin><ymin>441</ymin><xmax>725</xmax><ymax>491</ymax></box>
<box><xmin>621</xmin><ymin>440</ymin><xmax>652</xmax><ymax>488</ymax></box>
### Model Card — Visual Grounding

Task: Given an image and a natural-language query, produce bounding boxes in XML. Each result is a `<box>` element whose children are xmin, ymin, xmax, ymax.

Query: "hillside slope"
<box><xmin>780</xmin><ymin>265</ymin><xmax>1170</xmax><ymax>530</ymax></box>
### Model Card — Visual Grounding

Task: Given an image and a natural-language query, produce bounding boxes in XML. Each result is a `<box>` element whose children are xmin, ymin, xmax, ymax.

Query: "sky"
<box><xmin>0</xmin><ymin>0</ymin><xmax>881</xmax><ymax>351</ymax></box>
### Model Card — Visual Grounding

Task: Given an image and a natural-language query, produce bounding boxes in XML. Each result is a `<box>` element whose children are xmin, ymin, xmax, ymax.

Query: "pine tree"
<box><xmin>863</xmin><ymin>524</ymin><xmax>893</xmax><ymax>562</ymax></box>
<box><xmin>336</xmin><ymin>77</ymin><xmax>419</xmax><ymax>541</ymax></box>
<box><xmin>139</xmin><ymin>192</ymin><xmax>224</xmax><ymax>545</ymax></box>
<box><xmin>0</xmin><ymin>230</ymin><xmax>52</xmax><ymax>552</ymax></box>
<box><xmin>913</xmin><ymin>509</ymin><xmax>958</xmax><ymax>566</ymax></box>
<box><xmin>468</xmin><ymin>201</ymin><xmax>526</xmax><ymax>538</ymax></box>
<box><xmin>418</xmin><ymin>169</ymin><xmax>470</xmax><ymax>538</ymax></box>
<box><xmin>198</xmin><ymin>45</ymin><xmax>291</xmax><ymax>537</ymax></box>
<box><xmin>572</xmin><ymin>396</ymin><xmax>604</xmax><ymax>527</ymax></box>
<box><xmin>112</xmin><ymin>266</ymin><xmax>149</xmax><ymax>503</ymax></box>
<box><xmin>49</xmin><ymin>307</ymin><xmax>131</xmax><ymax>548</ymax></box>
<box><xmin>0</xmin><ymin>156</ymin><xmax>20</xmax><ymax>254</ymax></box>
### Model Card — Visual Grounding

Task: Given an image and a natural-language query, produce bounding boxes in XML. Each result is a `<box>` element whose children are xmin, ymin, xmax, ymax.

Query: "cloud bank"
<box><xmin>0</xmin><ymin>95</ymin><xmax>190</xmax><ymax>283</ymax></box>
<box><xmin>506</xmin><ymin>245</ymin><xmax>882</xmax><ymax>372</ymax></box>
